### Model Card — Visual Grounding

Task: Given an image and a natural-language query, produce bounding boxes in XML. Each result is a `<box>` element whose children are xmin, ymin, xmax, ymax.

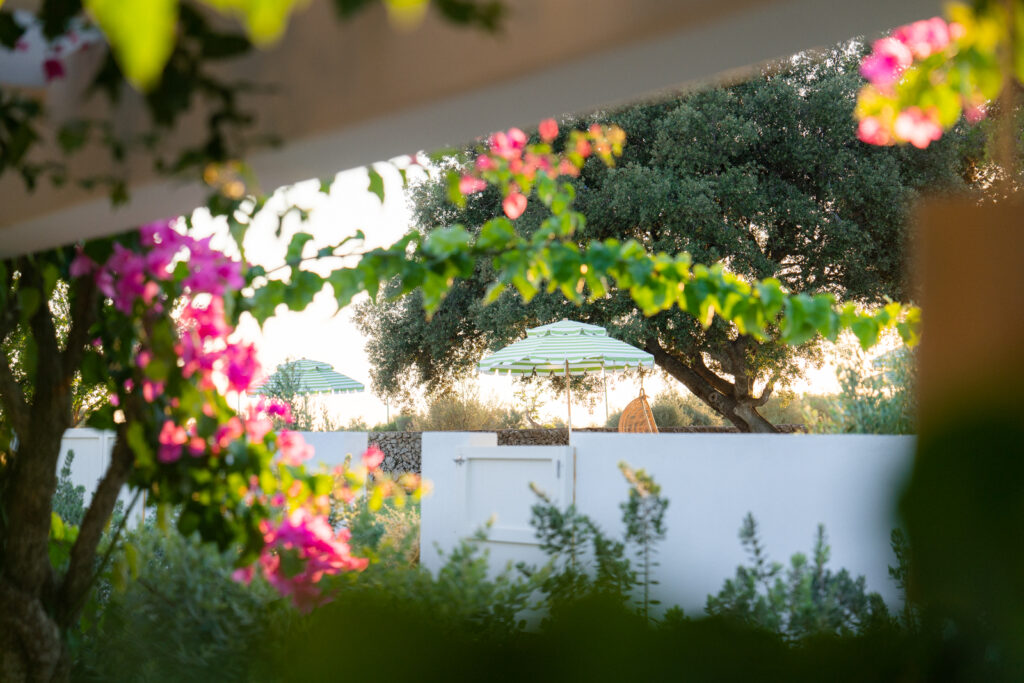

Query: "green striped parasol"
<box><xmin>478</xmin><ymin>319</ymin><xmax>654</xmax><ymax>433</ymax></box>
<box><xmin>251</xmin><ymin>359</ymin><xmax>365</xmax><ymax>396</ymax></box>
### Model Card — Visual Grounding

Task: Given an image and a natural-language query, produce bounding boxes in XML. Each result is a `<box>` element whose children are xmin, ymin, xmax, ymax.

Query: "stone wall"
<box><xmin>369</xmin><ymin>431</ymin><xmax>421</xmax><ymax>473</ymax></box>
<box><xmin>497</xmin><ymin>428</ymin><xmax>569</xmax><ymax>446</ymax></box>
<box><xmin>368</xmin><ymin>425</ymin><xmax>805</xmax><ymax>473</ymax></box>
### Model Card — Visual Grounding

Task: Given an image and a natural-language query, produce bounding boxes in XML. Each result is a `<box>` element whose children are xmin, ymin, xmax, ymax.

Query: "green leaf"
<box><xmin>446</xmin><ymin>170</ymin><xmax>466</xmax><ymax>208</ymax></box>
<box><xmin>86</xmin><ymin>404</ymin><xmax>117</xmax><ymax>431</ymax></box>
<box><xmin>851</xmin><ymin>317</ymin><xmax>881</xmax><ymax>350</ymax></box>
<box><xmin>51</xmin><ymin>512</ymin><xmax>66</xmax><ymax>542</ymax></box>
<box><xmin>206</xmin><ymin>0</ymin><xmax>302</xmax><ymax>45</ymax></box>
<box><xmin>18</xmin><ymin>287</ymin><xmax>41</xmax><ymax>320</ymax></box>
<box><xmin>157</xmin><ymin>503</ymin><xmax>171</xmax><ymax>533</ymax></box>
<box><xmin>124</xmin><ymin>542</ymin><xmax>140</xmax><ymax>579</ymax></box>
<box><xmin>58</xmin><ymin>121</ymin><xmax>91</xmax><ymax>154</ymax></box>
<box><xmin>367</xmin><ymin>167</ymin><xmax>386</xmax><ymax>204</ymax></box>
<box><xmin>81</xmin><ymin>350</ymin><xmax>107</xmax><ymax>385</ymax></box>
<box><xmin>85</xmin><ymin>0</ymin><xmax>178</xmax><ymax>90</ymax></box>
<box><xmin>286</xmin><ymin>232</ymin><xmax>314</xmax><ymax>263</ymax></box>
<box><xmin>126</xmin><ymin>422</ymin><xmax>155</xmax><ymax>469</ymax></box>
<box><xmin>0</xmin><ymin>12</ymin><xmax>27</xmax><ymax>50</ymax></box>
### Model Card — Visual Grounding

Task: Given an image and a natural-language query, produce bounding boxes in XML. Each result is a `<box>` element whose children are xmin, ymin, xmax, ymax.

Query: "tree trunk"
<box><xmin>0</xmin><ymin>581</ymin><xmax>69</xmax><ymax>683</ymax></box>
<box><xmin>0</xmin><ymin>394</ymin><xmax>75</xmax><ymax>683</ymax></box>
<box><xmin>0</xmin><ymin>264</ymin><xmax>102</xmax><ymax>682</ymax></box>
<box><xmin>731</xmin><ymin>402</ymin><xmax>780</xmax><ymax>434</ymax></box>
<box><xmin>645</xmin><ymin>338</ymin><xmax>780</xmax><ymax>433</ymax></box>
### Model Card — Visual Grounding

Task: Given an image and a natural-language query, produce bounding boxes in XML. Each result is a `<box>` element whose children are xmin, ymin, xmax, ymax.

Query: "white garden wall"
<box><xmin>419</xmin><ymin>431</ymin><xmax>498</xmax><ymax>570</ymax></box>
<box><xmin>420</xmin><ymin>432</ymin><xmax>916</xmax><ymax>614</ymax></box>
<box><xmin>57</xmin><ymin>428</ymin><xmax>144</xmax><ymax>527</ymax></box>
<box><xmin>56</xmin><ymin>429</ymin><xmax>371</xmax><ymax>527</ymax></box>
<box><xmin>295</xmin><ymin>431</ymin><xmax>368</xmax><ymax>468</ymax></box>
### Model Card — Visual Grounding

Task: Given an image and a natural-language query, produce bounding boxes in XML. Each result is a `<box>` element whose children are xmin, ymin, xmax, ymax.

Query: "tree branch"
<box><xmin>56</xmin><ymin>422</ymin><xmax>135</xmax><ymax>628</ymax></box>
<box><xmin>751</xmin><ymin>371</ymin><xmax>781</xmax><ymax>407</ymax></box>
<box><xmin>691</xmin><ymin>353</ymin><xmax>736</xmax><ymax>397</ymax></box>
<box><xmin>645</xmin><ymin>337</ymin><xmax>739</xmax><ymax>423</ymax></box>
<box><xmin>726</xmin><ymin>337</ymin><xmax>751</xmax><ymax>398</ymax></box>
<box><xmin>61</xmin><ymin>274</ymin><xmax>99</xmax><ymax>382</ymax></box>
<box><xmin>0</xmin><ymin>278</ymin><xmax>30</xmax><ymax>438</ymax></box>
<box><xmin>0</xmin><ymin>343</ymin><xmax>29</xmax><ymax>440</ymax></box>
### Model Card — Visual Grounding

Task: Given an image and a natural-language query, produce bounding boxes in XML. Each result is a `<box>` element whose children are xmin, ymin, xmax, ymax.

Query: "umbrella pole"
<box><xmin>564</xmin><ymin>359</ymin><xmax>572</xmax><ymax>439</ymax></box>
<box><xmin>602</xmin><ymin>365</ymin><xmax>608</xmax><ymax>424</ymax></box>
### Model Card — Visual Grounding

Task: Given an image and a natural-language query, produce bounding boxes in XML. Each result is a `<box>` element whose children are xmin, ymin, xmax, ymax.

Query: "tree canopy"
<box><xmin>355</xmin><ymin>46</ymin><xmax>979</xmax><ymax>431</ymax></box>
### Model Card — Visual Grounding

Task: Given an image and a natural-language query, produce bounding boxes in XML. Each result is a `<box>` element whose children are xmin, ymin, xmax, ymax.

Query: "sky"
<box><xmin>189</xmin><ymin>156</ymin><xmax>861</xmax><ymax>429</ymax></box>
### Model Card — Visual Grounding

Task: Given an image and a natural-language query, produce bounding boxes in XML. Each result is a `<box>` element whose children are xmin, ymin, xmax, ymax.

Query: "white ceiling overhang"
<box><xmin>0</xmin><ymin>0</ymin><xmax>941</xmax><ymax>255</ymax></box>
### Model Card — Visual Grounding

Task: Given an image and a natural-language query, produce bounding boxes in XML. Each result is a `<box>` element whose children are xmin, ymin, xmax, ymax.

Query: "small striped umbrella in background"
<box><xmin>251</xmin><ymin>358</ymin><xmax>365</xmax><ymax>396</ymax></box>
<box><xmin>477</xmin><ymin>320</ymin><xmax>654</xmax><ymax>435</ymax></box>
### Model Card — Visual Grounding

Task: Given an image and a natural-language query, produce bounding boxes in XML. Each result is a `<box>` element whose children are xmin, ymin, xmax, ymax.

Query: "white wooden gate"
<box><xmin>450</xmin><ymin>445</ymin><xmax>573</xmax><ymax>568</ymax></box>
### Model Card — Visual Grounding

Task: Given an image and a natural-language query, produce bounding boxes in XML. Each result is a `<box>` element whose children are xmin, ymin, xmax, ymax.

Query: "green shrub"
<box><xmin>74</xmin><ymin>528</ymin><xmax>280</xmax><ymax>682</ymax></box>
<box><xmin>52</xmin><ymin>450</ymin><xmax>86</xmax><ymax>527</ymax></box>
<box><xmin>414</xmin><ymin>389</ymin><xmax>518</xmax><ymax>431</ymax></box>
<box><xmin>705</xmin><ymin>513</ymin><xmax>892</xmax><ymax>639</ymax></box>
<box><xmin>826</xmin><ymin>348</ymin><xmax>916</xmax><ymax>434</ymax></box>
<box><xmin>519</xmin><ymin>462</ymin><xmax>669</xmax><ymax>623</ymax></box>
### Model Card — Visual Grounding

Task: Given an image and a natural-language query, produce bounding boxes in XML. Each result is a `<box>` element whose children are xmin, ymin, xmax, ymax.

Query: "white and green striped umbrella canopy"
<box><xmin>477</xmin><ymin>319</ymin><xmax>654</xmax><ymax>376</ymax></box>
<box><xmin>251</xmin><ymin>359</ymin><xmax>365</xmax><ymax>396</ymax></box>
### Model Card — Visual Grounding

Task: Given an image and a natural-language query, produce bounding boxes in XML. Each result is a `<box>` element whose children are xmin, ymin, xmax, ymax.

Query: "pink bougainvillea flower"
<box><xmin>860</xmin><ymin>37</ymin><xmax>913</xmax><ymax>88</ymax></box>
<box><xmin>245</xmin><ymin>416</ymin><xmax>273</xmax><ymax>443</ymax></box>
<box><xmin>558</xmin><ymin>159</ymin><xmax>581</xmax><ymax>177</ymax></box>
<box><xmin>214</xmin><ymin>416</ymin><xmax>245</xmax><ymax>451</ymax></box>
<box><xmin>70</xmin><ymin>249</ymin><xmax>97</xmax><ymax>279</ymax></box>
<box><xmin>142</xmin><ymin>379</ymin><xmax>164</xmax><ymax>403</ymax></box>
<box><xmin>894</xmin><ymin>107</ymin><xmax>943</xmax><ymax>148</ymax></box>
<box><xmin>158</xmin><ymin>421</ymin><xmax>188</xmax><ymax>463</ymax></box>
<box><xmin>892</xmin><ymin>17</ymin><xmax>952</xmax><ymax>60</ymax></box>
<box><xmin>506</xmin><ymin>127</ymin><xmax>528</xmax><ymax>149</ymax></box>
<box><xmin>187</xmin><ymin>435</ymin><xmax>207</xmax><ymax>457</ymax></box>
<box><xmin>857</xmin><ymin>116</ymin><xmax>892</xmax><ymax>146</ymax></box>
<box><xmin>223</xmin><ymin>341</ymin><xmax>260</xmax><ymax>393</ymax></box>
<box><xmin>539</xmin><ymin>118</ymin><xmax>559</xmax><ymax>143</ymax></box>
<box><xmin>475</xmin><ymin>155</ymin><xmax>497</xmax><ymax>172</ymax></box>
<box><xmin>575</xmin><ymin>137</ymin><xmax>592</xmax><ymax>158</ymax></box>
<box><xmin>524</xmin><ymin>152</ymin><xmax>553</xmax><ymax>178</ymax></box>
<box><xmin>231</xmin><ymin>566</ymin><xmax>256</xmax><ymax>584</ymax></box>
<box><xmin>459</xmin><ymin>175</ymin><xmax>487</xmax><ymax>195</ymax></box>
<box><xmin>243</xmin><ymin>507</ymin><xmax>369</xmax><ymax>609</ymax></box>
<box><xmin>263</xmin><ymin>400</ymin><xmax>294</xmax><ymax>424</ymax></box>
<box><xmin>502</xmin><ymin>192</ymin><xmax>528</xmax><ymax>220</ymax></box>
<box><xmin>43</xmin><ymin>58</ymin><xmax>65</xmax><ymax>82</ymax></box>
<box><xmin>277</xmin><ymin>430</ymin><xmax>314</xmax><ymax>466</ymax></box>
<box><xmin>964</xmin><ymin>101</ymin><xmax>987</xmax><ymax>124</ymax></box>
<box><xmin>362</xmin><ymin>445</ymin><xmax>385</xmax><ymax>470</ymax></box>
<box><xmin>488</xmin><ymin>132</ymin><xmax>518</xmax><ymax>160</ymax></box>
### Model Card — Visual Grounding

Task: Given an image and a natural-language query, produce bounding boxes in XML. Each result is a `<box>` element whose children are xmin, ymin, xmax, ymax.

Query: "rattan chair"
<box><xmin>618</xmin><ymin>387</ymin><xmax>658</xmax><ymax>433</ymax></box>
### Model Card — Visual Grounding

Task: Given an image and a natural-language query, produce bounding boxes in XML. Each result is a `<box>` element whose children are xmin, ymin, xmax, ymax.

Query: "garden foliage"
<box><xmin>706</xmin><ymin>513</ymin><xmax>892</xmax><ymax>639</ymax></box>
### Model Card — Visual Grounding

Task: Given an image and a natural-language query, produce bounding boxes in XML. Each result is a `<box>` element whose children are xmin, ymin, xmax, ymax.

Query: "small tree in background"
<box><xmin>802</xmin><ymin>345</ymin><xmax>917</xmax><ymax>434</ymax></box>
<box><xmin>414</xmin><ymin>386</ymin><xmax>523</xmax><ymax>431</ymax></box>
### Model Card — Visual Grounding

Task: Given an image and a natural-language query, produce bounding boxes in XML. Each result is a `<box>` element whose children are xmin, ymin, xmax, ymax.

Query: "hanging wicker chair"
<box><xmin>618</xmin><ymin>387</ymin><xmax>658</xmax><ymax>433</ymax></box>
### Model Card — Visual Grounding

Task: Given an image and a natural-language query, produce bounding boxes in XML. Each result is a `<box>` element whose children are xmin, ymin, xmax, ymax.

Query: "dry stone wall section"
<box><xmin>367</xmin><ymin>425</ymin><xmax>804</xmax><ymax>474</ymax></box>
